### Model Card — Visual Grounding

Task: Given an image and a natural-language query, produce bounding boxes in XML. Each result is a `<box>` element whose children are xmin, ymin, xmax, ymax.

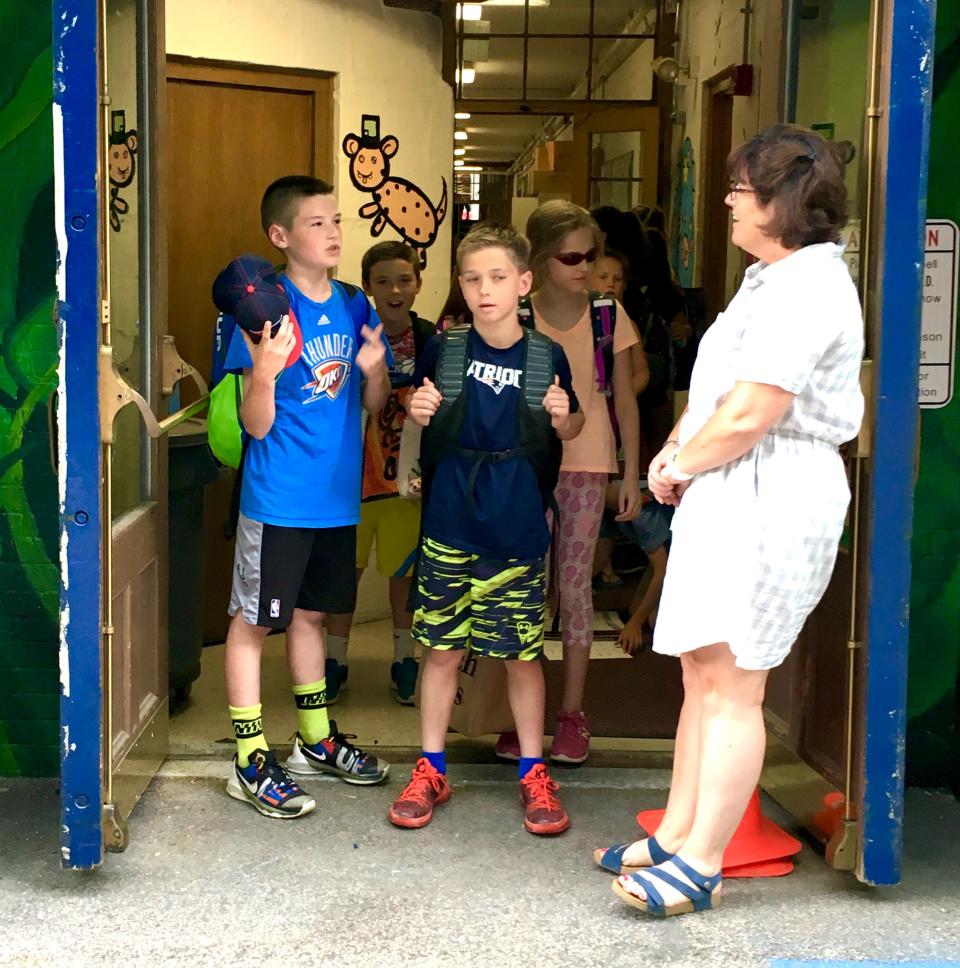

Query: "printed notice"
<box><xmin>919</xmin><ymin>219</ymin><xmax>958</xmax><ymax>408</ymax></box>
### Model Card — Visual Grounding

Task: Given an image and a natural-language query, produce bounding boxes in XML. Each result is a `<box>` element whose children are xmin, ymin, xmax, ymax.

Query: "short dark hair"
<box><xmin>260</xmin><ymin>175</ymin><xmax>334</xmax><ymax>234</ymax></box>
<box><xmin>727</xmin><ymin>124</ymin><xmax>851</xmax><ymax>249</ymax></box>
<box><xmin>361</xmin><ymin>240</ymin><xmax>421</xmax><ymax>285</ymax></box>
<box><xmin>457</xmin><ymin>222</ymin><xmax>530</xmax><ymax>273</ymax></box>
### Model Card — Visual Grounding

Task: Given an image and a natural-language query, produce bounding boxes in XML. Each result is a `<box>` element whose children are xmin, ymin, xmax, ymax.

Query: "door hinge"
<box><xmin>161</xmin><ymin>335</ymin><xmax>207</xmax><ymax>398</ymax></box>
<box><xmin>101</xmin><ymin>299</ymin><xmax>111</xmax><ymax>328</ymax></box>
<box><xmin>825</xmin><ymin>818</ymin><xmax>858</xmax><ymax>871</ymax></box>
<box><xmin>102</xmin><ymin>802</ymin><xmax>129</xmax><ymax>853</ymax></box>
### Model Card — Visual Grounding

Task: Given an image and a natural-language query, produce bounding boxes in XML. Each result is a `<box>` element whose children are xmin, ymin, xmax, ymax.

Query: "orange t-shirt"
<box><xmin>534</xmin><ymin>300</ymin><xmax>638</xmax><ymax>473</ymax></box>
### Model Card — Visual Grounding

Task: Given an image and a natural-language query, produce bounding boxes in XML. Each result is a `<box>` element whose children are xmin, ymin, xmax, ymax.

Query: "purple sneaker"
<box><xmin>550</xmin><ymin>710</ymin><xmax>591</xmax><ymax>765</ymax></box>
<box><xmin>495</xmin><ymin>730</ymin><xmax>521</xmax><ymax>762</ymax></box>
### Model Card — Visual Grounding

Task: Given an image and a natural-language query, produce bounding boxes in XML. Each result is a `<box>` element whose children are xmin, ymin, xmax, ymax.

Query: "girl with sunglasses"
<box><xmin>494</xmin><ymin>200</ymin><xmax>643</xmax><ymax>767</ymax></box>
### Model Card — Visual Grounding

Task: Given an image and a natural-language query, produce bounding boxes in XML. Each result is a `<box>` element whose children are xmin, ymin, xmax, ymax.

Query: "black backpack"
<box><xmin>418</xmin><ymin>324</ymin><xmax>562</xmax><ymax>515</ymax></box>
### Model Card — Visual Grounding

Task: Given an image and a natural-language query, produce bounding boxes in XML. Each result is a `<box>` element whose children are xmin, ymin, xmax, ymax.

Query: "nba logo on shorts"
<box><xmin>270</xmin><ymin>599</ymin><xmax>280</xmax><ymax>618</ymax></box>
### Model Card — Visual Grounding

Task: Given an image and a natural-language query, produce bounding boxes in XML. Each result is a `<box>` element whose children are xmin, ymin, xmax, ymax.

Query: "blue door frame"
<box><xmin>859</xmin><ymin>0</ymin><xmax>936</xmax><ymax>886</ymax></box>
<box><xmin>54</xmin><ymin>0</ymin><xmax>103</xmax><ymax>870</ymax></box>
<box><xmin>52</xmin><ymin>0</ymin><xmax>936</xmax><ymax>876</ymax></box>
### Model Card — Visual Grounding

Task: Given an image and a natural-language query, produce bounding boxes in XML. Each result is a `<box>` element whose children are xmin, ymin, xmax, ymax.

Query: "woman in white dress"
<box><xmin>595</xmin><ymin>124</ymin><xmax>864</xmax><ymax>916</ymax></box>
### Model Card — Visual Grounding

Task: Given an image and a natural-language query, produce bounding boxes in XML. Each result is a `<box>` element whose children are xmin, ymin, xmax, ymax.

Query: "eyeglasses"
<box><xmin>554</xmin><ymin>247</ymin><xmax>598</xmax><ymax>267</ymax></box>
<box><xmin>728</xmin><ymin>184</ymin><xmax>756</xmax><ymax>197</ymax></box>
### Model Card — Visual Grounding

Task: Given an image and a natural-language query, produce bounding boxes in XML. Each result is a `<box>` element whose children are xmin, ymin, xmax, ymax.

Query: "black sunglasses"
<box><xmin>554</xmin><ymin>247</ymin><xmax>598</xmax><ymax>267</ymax></box>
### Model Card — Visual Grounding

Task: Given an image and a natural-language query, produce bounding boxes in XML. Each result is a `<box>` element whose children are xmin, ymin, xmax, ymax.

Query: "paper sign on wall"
<box><xmin>919</xmin><ymin>219</ymin><xmax>958</xmax><ymax>409</ymax></box>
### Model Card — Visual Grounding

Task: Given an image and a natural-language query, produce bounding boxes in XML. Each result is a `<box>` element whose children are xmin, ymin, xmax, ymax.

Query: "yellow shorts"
<box><xmin>357</xmin><ymin>496</ymin><xmax>421</xmax><ymax>578</ymax></box>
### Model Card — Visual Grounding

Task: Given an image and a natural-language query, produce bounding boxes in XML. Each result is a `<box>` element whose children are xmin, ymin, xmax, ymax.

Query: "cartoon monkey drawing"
<box><xmin>108</xmin><ymin>110</ymin><xmax>138</xmax><ymax>233</ymax></box>
<box><xmin>343</xmin><ymin>115</ymin><xmax>447</xmax><ymax>268</ymax></box>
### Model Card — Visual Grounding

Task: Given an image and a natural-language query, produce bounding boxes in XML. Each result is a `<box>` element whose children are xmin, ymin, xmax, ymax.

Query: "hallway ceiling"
<box><xmin>456</xmin><ymin>0</ymin><xmax>657</xmax><ymax>169</ymax></box>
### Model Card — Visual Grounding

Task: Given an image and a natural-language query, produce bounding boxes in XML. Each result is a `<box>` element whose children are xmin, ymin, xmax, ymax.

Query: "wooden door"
<box><xmin>165</xmin><ymin>59</ymin><xmax>333</xmax><ymax>643</ymax></box>
<box><xmin>701</xmin><ymin>80</ymin><xmax>733</xmax><ymax>325</ymax></box>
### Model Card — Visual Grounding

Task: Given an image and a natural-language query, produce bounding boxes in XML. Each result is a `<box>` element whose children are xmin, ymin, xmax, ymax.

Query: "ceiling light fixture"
<box><xmin>458</xmin><ymin>166</ymin><xmax>483</xmax><ymax>172</ymax></box>
<box><xmin>454</xmin><ymin>130</ymin><xmax>469</xmax><ymax>141</ymax></box>
<box><xmin>455</xmin><ymin>64</ymin><xmax>476</xmax><ymax>85</ymax></box>
<box><xmin>454</xmin><ymin>160</ymin><xmax>466</xmax><ymax>168</ymax></box>
<box><xmin>455</xmin><ymin>112</ymin><xmax>472</xmax><ymax>121</ymax></box>
<box><xmin>483</xmin><ymin>0</ymin><xmax>549</xmax><ymax>7</ymax></box>
<box><xmin>454</xmin><ymin>147</ymin><xmax>466</xmax><ymax>156</ymax></box>
<box><xmin>456</xmin><ymin>3</ymin><xmax>483</xmax><ymax>20</ymax></box>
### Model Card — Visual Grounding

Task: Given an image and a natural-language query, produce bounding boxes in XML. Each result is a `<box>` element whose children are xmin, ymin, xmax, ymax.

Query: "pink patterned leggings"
<box><xmin>553</xmin><ymin>471</ymin><xmax>607</xmax><ymax>650</ymax></box>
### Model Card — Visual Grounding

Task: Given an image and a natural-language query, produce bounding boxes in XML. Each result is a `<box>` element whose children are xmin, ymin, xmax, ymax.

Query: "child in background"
<box><xmin>325</xmin><ymin>241</ymin><xmax>435</xmax><ymax>705</ymax></box>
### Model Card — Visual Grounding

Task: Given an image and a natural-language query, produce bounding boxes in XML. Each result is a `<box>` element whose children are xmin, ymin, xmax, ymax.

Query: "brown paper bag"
<box><xmin>448</xmin><ymin>648</ymin><xmax>514</xmax><ymax>737</ymax></box>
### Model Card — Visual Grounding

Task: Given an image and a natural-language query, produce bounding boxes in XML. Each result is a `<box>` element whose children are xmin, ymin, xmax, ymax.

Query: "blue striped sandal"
<box><xmin>612</xmin><ymin>856</ymin><xmax>722</xmax><ymax>916</ymax></box>
<box><xmin>593</xmin><ymin>835</ymin><xmax>673</xmax><ymax>876</ymax></box>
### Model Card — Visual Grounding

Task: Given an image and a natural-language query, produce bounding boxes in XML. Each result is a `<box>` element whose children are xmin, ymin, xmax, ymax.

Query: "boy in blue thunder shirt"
<box><xmin>223</xmin><ymin>175</ymin><xmax>392</xmax><ymax>819</ymax></box>
<box><xmin>388</xmin><ymin>224</ymin><xmax>585</xmax><ymax>836</ymax></box>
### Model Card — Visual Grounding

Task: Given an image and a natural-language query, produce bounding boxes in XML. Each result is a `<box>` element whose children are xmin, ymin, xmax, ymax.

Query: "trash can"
<box><xmin>168</xmin><ymin>418</ymin><xmax>223</xmax><ymax>704</ymax></box>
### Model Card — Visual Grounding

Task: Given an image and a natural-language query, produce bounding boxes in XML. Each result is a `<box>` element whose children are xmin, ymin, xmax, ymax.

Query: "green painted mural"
<box><xmin>907</xmin><ymin>3</ymin><xmax>960</xmax><ymax>792</ymax></box>
<box><xmin>0</xmin><ymin>5</ymin><xmax>60</xmax><ymax>776</ymax></box>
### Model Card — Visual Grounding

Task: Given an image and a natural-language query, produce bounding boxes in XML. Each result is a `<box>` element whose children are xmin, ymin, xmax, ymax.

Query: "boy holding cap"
<box><xmin>219</xmin><ymin>175</ymin><xmax>392</xmax><ymax>819</ymax></box>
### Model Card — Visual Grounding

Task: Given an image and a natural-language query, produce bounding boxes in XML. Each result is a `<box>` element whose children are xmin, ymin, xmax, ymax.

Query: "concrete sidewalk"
<box><xmin>3</xmin><ymin>765</ymin><xmax>960</xmax><ymax>968</ymax></box>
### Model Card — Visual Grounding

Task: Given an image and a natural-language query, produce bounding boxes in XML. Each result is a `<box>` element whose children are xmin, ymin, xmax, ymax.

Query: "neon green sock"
<box><xmin>230</xmin><ymin>703</ymin><xmax>266</xmax><ymax>768</ymax></box>
<box><xmin>293</xmin><ymin>679</ymin><xmax>330</xmax><ymax>745</ymax></box>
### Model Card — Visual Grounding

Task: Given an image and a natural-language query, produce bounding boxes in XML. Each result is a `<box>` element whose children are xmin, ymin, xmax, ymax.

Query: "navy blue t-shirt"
<box><xmin>415</xmin><ymin>328</ymin><xmax>578</xmax><ymax>560</ymax></box>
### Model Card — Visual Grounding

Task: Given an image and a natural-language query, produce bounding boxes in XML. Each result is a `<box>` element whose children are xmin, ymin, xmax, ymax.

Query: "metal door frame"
<box><xmin>858</xmin><ymin>0</ymin><xmax>936</xmax><ymax>886</ymax></box>
<box><xmin>55</xmin><ymin>0</ymin><xmax>103</xmax><ymax>870</ymax></box>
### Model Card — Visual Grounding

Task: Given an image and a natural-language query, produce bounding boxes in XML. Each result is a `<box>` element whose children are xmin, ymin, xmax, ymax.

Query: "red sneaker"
<box><xmin>520</xmin><ymin>763</ymin><xmax>570</xmax><ymax>836</ymax></box>
<box><xmin>550</xmin><ymin>709</ymin><xmax>591</xmax><ymax>765</ymax></box>
<box><xmin>388</xmin><ymin>758</ymin><xmax>451</xmax><ymax>829</ymax></box>
<box><xmin>495</xmin><ymin>730</ymin><xmax>521</xmax><ymax>761</ymax></box>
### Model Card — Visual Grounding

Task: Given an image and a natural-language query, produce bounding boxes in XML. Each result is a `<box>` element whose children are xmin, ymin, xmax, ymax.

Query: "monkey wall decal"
<box><xmin>342</xmin><ymin>115</ymin><xmax>447</xmax><ymax>268</ymax></box>
<box><xmin>108</xmin><ymin>110</ymin><xmax>138</xmax><ymax>233</ymax></box>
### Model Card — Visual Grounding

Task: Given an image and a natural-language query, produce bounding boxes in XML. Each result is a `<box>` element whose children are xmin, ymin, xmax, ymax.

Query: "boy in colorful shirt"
<box><xmin>221</xmin><ymin>175</ymin><xmax>392</xmax><ymax>818</ymax></box>
<box><xmin>388</xmin><ymin>224</ymin><xmax>585</xmax><ymax>835</ymax></box>
<box><xmin>325</xmin><ymin>241</ymin><xmax>435</xmax><ymax>705</ymax></box>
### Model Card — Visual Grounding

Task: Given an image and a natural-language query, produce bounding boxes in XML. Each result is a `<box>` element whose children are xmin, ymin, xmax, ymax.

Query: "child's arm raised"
<box><xmin>358</xmin><ymin>323</ymin><xmax>391</xmax><ymax>414</ymax></box>
<box><xmin>543</xmin><ymin>376</ymin><xmax>584</xmax><ymax>441</ymax></box>
<box><xmin>408</xmin><ymin>377</ymin><xmax>443</xmax><ymax>427</ymax></box>
<box><xmin>239</xmin><ymin>318</ymin><xmax>297</xmax><ymax>439</ymax></box>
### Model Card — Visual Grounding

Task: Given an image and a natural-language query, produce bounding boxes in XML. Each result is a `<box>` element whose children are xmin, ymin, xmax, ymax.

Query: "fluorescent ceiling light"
<box><xmin>458</xmin><ymin>166</ymin><xmax>483</xmax><ymax>172</ymax></box>
<box><xmin>455</xmin><ymin>65</ymin><xmax>476</xmax><ymax>84</ymax></box>
<box><xmin>454</xmin><ymin>130</ymin><xmax>469</xmax><ymax>141</ymax></box>
<box><xmin>456</xmin><ymin>3</ymin><xmax>483</xmax><ymax>20</ymax></box>
<box><xmin>455</xmin><ymin>112</ymin><xmax>472</xmax><ymax>121</ymax></box>
<box><xmin>454</xmin><ymin>160</ymin><xmax>466</xmax><ymax>167</ymax></box>
<box><xmin>454</xmin><ymin>147</ymin><xmax>466</xmax><ymax>156</ymax></box>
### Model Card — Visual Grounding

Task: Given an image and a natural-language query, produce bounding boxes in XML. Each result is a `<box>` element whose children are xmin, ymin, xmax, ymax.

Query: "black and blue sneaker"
<box><xmin>226</xmin><ymin>749</ymin><xmax>316</xmax><ymax>819</ymax></box>
<box><xmin>390</xmin><ymin>656</ymin><xmax>419</xmax><ymax>706</ymax></box>
<box><xmin>285</xmin><ymin>720</ymin><xmax>389</xmax><ymax>785</ymax></box>
<box><xmin>324</xmin><ymin>657</ymin><xmax>348</xmax><ymax>704</ymax></box>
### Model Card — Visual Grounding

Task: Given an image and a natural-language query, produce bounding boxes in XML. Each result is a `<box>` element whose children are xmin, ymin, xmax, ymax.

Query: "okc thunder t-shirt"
<box><xmin>224</xmin><ymin>275</ymin><xmax>385</xmax><ymax>529</ymax></box>
<box><xmin>414</xmin><ymin>328</ymin><xmax>578</xmax><ymax>560</ymax></box>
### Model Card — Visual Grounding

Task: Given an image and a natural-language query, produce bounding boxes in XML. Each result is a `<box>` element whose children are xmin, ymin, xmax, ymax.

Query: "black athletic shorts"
<box><xmin>228</xmin><ymin>512</ymin><xmax>357</xmax><ymax>629</ymax></box>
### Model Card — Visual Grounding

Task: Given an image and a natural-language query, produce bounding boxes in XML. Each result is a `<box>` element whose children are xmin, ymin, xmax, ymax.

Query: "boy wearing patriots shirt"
<box><xmin>388</xmin><ymin>224</ymin><xmax>584</xmax><ymax>835</ymax></box>
<box><xmin>223</xmin><ymin>175</ymin><xmax>391</xmax><ymax>818</ymax></box>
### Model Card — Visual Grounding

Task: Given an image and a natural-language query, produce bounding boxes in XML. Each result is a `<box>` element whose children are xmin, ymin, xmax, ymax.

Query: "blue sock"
<box><xmin>422</xmin><ymin>750</ymin><xmax>447</xmax><ymax>775</ymax></box>
<box><xmin>519</xmin><ymin>756</ymin><xmax>545</xmax><ymax>780</ymax></box>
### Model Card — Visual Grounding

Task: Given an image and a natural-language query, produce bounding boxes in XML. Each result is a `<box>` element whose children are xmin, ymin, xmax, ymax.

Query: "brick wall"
<box><xmin>0</xmin><ymin>5</ymin><xmax>60</xmax><ymax>777</ymax></box>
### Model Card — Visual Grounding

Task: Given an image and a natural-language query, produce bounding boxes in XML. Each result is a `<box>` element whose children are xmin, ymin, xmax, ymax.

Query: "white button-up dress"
<box><xmin>653</xmin><ymin>242</ymin><xmax>865</xmax><ymax>670</ymax></box>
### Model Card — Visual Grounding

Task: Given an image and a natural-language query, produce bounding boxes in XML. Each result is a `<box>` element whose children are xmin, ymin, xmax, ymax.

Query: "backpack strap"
<box><xmin>517</xmin><ymin>295</ymin><xmax>534</xmax><ymax>329</ymax></box>
<box><xmin>436</xmin><ymin>323</ymin><xmax>471</xmax><ymax>400</ymax></box>
<box><xmin>589</xmin><ymin>290</ymin><xmax>616</xmax><ymax>396</ymax></box>
<box><xmin>521</xmin><ymin>328</ymin><xmax>555</xmax><ymax>412</ymax></box>
<box><xmin>331</xmin><ymin>278</ymin><xmax>371</xmax><ymax>334</ymax></box>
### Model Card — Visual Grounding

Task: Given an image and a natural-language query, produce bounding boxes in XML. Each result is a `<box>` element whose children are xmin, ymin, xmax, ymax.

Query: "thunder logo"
<box><xmin>300</xmin><ymin>333</ymin><xmax>355</xmax><ymax>403</ymax></box>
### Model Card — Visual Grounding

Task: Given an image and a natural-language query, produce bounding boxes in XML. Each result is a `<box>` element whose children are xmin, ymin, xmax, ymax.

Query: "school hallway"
<box><xmin>4</xmin><ymin>768</ymin><xmax>960</xmax><ymax>968</ymax></box>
